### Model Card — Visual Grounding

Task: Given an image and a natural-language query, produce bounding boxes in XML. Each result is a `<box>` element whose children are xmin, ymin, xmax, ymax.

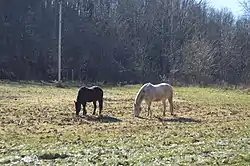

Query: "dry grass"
<box><xmin>0</xmin><ymin>82</ymin><xmax>250</xmax><ymax>165</ymax></box>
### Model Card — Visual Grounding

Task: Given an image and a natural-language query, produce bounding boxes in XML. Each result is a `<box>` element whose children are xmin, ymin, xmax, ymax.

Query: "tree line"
<box><xmin>1</xmin><ymin>0</ymin><xmax>250</xmax><ymax>86</ymax></box>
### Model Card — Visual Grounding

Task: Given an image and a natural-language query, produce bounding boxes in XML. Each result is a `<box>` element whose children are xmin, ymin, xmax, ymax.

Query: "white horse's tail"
<box><xmin>169</xmin><ymin>88</ymin><xmax>173</xmax><ymax>101</ymax></box>
<box><xmin>168</xmin><ymin>85</ymin><xmax>174</xmax><ymax>115</ymax></box>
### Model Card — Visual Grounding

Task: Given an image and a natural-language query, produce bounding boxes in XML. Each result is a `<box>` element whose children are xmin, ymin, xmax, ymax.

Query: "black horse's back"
<box><xmin>77</xmin><ymin>86</ymin><xmax>103</xmax><ymax>101</ymax></box>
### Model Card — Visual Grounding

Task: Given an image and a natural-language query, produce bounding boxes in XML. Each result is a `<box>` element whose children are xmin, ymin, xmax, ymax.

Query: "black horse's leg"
<box><xmin>93</xmin><ymin>101</ymin><xmax>97</xmax><ymax>115</ymax></box>
<box><xmin>98</xmin><ymin>99</ymin><xmax>103</xmax><ymax>115</ymax></box>
<box><xmin>82</xmin><ymin>102</ymin><xmax>87</xmax><ymax>115</ymax></box>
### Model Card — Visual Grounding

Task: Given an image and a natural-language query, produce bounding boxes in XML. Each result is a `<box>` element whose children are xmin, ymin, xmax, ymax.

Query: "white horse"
<box><xmin>133</xmin><ymin>82</ymin><xmax>174</xmax><ymax>117</ymax></box>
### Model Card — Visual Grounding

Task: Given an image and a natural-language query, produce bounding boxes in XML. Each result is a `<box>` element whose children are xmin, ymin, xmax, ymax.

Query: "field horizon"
<box><xmin>0</xmin><ymin>81</ymin><xmax>250</xmax><ymax>165</ymax></box>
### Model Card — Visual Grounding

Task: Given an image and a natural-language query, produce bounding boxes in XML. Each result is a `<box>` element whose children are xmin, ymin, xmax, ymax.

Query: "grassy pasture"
<box><xmin>0</xmin><ymin>82</ymin><xmax>250</xmax><ymax>165</ymax></box>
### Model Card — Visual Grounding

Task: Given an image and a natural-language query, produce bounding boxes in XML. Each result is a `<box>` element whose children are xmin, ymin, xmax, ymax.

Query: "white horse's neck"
<box><xmin>135</xmin><ymin>92</ymin><xmax>143</xmax><ymax>105</ymax></box>
<box><xmin>135</xmin><ymin>84</ymin><xmax>148</xmax><ymax>106</ymax></box>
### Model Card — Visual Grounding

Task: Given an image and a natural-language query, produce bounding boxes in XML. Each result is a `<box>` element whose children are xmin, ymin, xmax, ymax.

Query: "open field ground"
<box><xmin>0</xmin><ymin>82</ymin><xmax>250</xmax><ymax>165</ymax></box>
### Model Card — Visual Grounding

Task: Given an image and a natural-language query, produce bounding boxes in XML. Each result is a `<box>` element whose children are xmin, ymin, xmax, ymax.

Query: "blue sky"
<box><xmin>207</xmin><ymin>0</ymin><xmax>244</xmax><ymax>16</ymax></box>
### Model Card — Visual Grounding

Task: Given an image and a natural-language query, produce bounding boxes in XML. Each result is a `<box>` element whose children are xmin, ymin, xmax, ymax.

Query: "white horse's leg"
<box><xmin>146</xmin><ymin>101</ymin><xmax>151</xmax><ymax>117</ymax></box>
<box><xmin>149</xmin><ymin>103</ymin><xmax>152</xmax><ymax>117</ymax></box>
<box><xmin>162</xmin><ymin>100</ymin><xmax>166</xmax><ymax>116</ymax></box>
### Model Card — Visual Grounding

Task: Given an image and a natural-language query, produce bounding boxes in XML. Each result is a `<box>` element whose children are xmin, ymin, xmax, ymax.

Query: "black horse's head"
<box><xmin>74</xmin><ymin>101</ymin><xmax>81</xmax><ymax>116</ymax></box>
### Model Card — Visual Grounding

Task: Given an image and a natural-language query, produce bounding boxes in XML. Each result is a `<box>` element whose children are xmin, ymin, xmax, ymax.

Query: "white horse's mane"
<box><xmin>134</xmin><ymin>82</ymin><xmax>151</xmax><ymax>105</ymax></box>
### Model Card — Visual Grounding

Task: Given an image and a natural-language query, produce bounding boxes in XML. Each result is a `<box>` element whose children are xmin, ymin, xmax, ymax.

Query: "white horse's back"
<box><xmin>144</xmin><ymin>83</ymin><xmax>173</xmax><ymax>101</ymax></box>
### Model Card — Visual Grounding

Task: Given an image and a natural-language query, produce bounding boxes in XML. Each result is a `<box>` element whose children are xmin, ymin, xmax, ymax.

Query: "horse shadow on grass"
<box><xmin>157</xmin><ymin>116</ymin><xmax>201</xmax><ymax>123</ymax></box>
<box><xmin>79</xmin><ymin>115</ymin><xmax>122</xmax><ymax>123</ymax></box>
<box><xmin>136</xmin><ymin>115</ymin><xmax>201</xmax><ymax>123</ymax></box>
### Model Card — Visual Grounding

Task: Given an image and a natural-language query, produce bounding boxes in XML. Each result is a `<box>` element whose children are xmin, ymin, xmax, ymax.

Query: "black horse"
<box><xmin>74</xmin><ymin>86</ymin><xmax>103</xmax><ymax>116</ymax></box>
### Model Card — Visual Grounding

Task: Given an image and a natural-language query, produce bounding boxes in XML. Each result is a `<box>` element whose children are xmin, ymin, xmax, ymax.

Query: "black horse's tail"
<box><xmin>99</xmin><ymin>99</ymin><xmax>103</xmax><ymax>111</ymax></box>
<box><xmin>99</xmin><ymin>90</ymin><xmax>104</xmax><ymax>114</ymax></box>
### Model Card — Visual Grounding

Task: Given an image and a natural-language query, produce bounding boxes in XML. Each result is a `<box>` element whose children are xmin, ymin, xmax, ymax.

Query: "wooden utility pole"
<box><xmin>58</xmin><ymin>1</ymin><xmax>62</xmax><ymax>82</ymax></box>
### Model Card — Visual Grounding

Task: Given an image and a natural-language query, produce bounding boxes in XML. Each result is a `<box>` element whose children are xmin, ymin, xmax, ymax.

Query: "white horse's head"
<box><xmin>133</xmin><ymin>103</ymin><xmax>141</xmax><ymax>117</ymax></box>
